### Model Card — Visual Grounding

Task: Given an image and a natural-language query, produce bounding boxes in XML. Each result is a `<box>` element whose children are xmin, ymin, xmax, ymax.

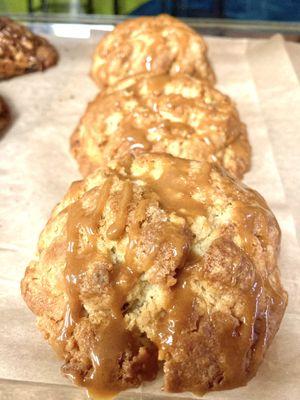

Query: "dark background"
<box><xmin>2</xmin><ymin>0</ymin><xmax>300</xmax><ymax>22</ymax></box>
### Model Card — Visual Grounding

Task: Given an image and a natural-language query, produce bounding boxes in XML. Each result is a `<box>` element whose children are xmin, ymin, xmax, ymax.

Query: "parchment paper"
<box><xmin>0</xmin><ymin>30</ymin><xmax>299</xmax><ymax>399</ymax></box>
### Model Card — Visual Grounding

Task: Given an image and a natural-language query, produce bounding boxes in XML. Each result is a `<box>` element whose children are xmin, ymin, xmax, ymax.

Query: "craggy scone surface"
<box><xmin>71</xmin><ymin>73</ymin><xmax>251</xmax><ymax>179</ymax></box>
<box><xmin>91</xmin><ymin>14</ymin><xmax>215</xmax><ymax>88</ymax></box>
<box><xmin>22</xmin><ymin>154</ymin><xmax>287</xmax><ymax>395</ymax></box>
<box><xmin>0</xmin><ymin>17</ymin><xmax>58</xmax><ymax>79</ymax></box>
<box><xmin>0</xmin><ymin>95</ymin><xmax>10</xmax><ymax>131</ymax></box>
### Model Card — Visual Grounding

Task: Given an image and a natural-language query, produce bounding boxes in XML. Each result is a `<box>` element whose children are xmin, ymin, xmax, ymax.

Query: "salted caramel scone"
<box><xmin>0</xmin><ymin>95</ymin><xmax>10</xmax><ymax>131</ymax></box>
<box><xmin>91</xmin><ymin>14</ymin><xmax>215</xmax><ymax>88</ymax></box>
<box><xmin>21</xmin><ymin>153</ymin><xmax>287</xmax><ymax>396</ymax></box>
<box><xmin>71</xmin><ymin>73</ymin><xmax>251</xmax><ymax>179</ymax></box>
<box><xmin>0</xmin><ymin>17</ymin><xmax>58</xmax><ymax>79</ymax></box>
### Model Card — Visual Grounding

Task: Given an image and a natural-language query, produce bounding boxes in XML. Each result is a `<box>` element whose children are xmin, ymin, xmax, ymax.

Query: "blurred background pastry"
<box><xmin>71</xmin><ymin>73</ymin><xmax>250</xmax><ymax>179</ymax></box>
<box><xmin>0</xmin><ymin>95</ymin><xmax>10</xmax><ymax>132</ymax></box>
<box><xmin>91</xmin><ymin>14</ymin><xmax>215</xmax><ymax>88</ymax></box>
<box><xmin>0</xmin><ymin>17</ymin><xmax>58</xmax><ymax>79</ymax></box>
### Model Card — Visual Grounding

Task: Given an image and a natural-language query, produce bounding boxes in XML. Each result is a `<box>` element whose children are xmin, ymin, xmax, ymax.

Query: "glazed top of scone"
<box><xmin>71</xmin><ymin>73</ymin><xmax>249</xmax><ymax>178</ymax></box>
<box><xmin>91</xmin><ymin>14</ymin><xmax>215</xmax><ymax>88</ymax></box>
<box><xmin>0</xmin><ymin>17</ymin><xmax>58</xmax><ymax>79</ymax></box>
<box><xmin>21</xmin><ymin>154</ymin><xmax>287</xmax><ymax>397</ymax></box>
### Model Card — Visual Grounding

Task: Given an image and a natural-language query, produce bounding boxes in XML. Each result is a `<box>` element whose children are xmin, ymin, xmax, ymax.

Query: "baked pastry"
<box><xmin>0</xmin><ymin>95</ymin><xmax>10</xmax><ymax>131</ymax></box>
<box><xmin>21</xmin><ymin>153</ymin><xmax>287</xmax><ymax>396</ymax></box>
<box><xmin>91</xmin><ymin>14</ymin><xmax>215</xmax><ymax>88</ymax></box>
<box><xmin>0</xmin><ymin>17</ymin><xmax>58</xmax><ymax>79</ymax></box>
<box><xmin>71</xmin><ymin>73</ymin><xmax>250</xmax><ymax>179</ymax></box>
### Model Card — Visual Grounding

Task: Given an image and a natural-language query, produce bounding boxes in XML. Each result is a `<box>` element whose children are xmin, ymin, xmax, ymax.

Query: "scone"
<box><xmin>0</xmin><ymin>95</ymin><xmax>10</xmax><ymax>131</ymax></box>
<box><xmin>21</xmin><ymin>153</ymin><xmax>287</xmax><ymax>397</ymax></box>
<box><xmin>91</xmin><ymin>14</ymin><xmax>215</xmax><ymax>88</ymax></box>
<box><xmin>0</xmin><ymin>17</ymin><xmax>58</xmax><ymax>79</ymax></box>
<box><xmin>71</xmin><ymin>73</ymin><xmax>250</xmax><ymax>179</ymax></box>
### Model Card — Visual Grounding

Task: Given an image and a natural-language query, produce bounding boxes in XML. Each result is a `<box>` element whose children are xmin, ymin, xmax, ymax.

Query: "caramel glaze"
<box><xmin>64</xmin><ymin>179</ymin><xmax>113</xmax><ymax>324</ymax></box>
<box><xmin>114</xmin><ymin>74</ymin><xmax>233</xmax><ymax>159</ymax></box>
<box><xmin>153</xmin><ymin>265</ymin><xmax>261</xmax><ymax>390</ymax></box>
<box><xmin>72</xmin><ymin>74</ymin><xmax>242</xmax><ymax>177</ymax></box>
<box><xmin>137</xmin><ymin>156</ymin><xmax>211</xmax><ymax>218</ymax></box>
<box><xmin>91</xmin><ymin>15</ymin><xmax>215</xmax><ymax>88</ymax></box>
<box><xmin>134</xmin><ymin>22</ymin><xmax>193</xmax><ymax>77</ymax></box>
<box><xmin>60</xmin><ymin>155</ymin><xmax>286</xmax><ymax>396</ymax></box>
<box><xmin>61</xmin><ymin>178</ymin><xmax>158</xmax><ymax>396</ymax></box>
<box><xmin>106</xmin><ymin>181</ymin><xmax>133</xmax><ymax>240</ymax></box>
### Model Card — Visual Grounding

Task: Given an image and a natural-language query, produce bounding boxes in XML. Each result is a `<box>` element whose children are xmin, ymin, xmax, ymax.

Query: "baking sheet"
<box><xmin>0</xmin><ymin>29</ymin><xmax>299</xmax><ymax>400</ymax></box>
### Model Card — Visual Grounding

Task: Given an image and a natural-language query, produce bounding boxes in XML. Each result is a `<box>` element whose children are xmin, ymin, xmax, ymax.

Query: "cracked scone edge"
<box><xmin>21</xmin><ymin>154</ymin><xmax>287</xmax><ymax>396</ymax></box>
<box><xmin>0</xmin><ymin>17</ymin><xmax>58</xmax><ymax>79</ymax></box>
<box><xmin>71</xmin><ymin>73</ymin><xmax>251</xmax><ymax>179</ymax></box>
<box><xmin>91</xmin><ymin>14</ymin><xmax>215</xmax><ymax>88</ymax></box>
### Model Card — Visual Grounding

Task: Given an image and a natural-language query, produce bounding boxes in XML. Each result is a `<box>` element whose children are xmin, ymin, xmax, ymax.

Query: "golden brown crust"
<box><xmin>216</xmin><ymin>126</ymin><xmax>251</xmax><ymax>180</ymax></box>
<box><xmin>91</xmin><ymin>14</ymin><xmax>215</xmax><ymax>88</ymax></box>
<box><xmin>0</xmin><ymin>95</ymin><xmax>10</xmax><ymax>131</ymax></box>
<box><xmin>71</xmin><ymin>73</ymin><xmax>251</xmax><ymax>179</ymax></box>
<box><xmin>21</xmin><ymin>153</ymin><xmax>287</xmax><ymax>395</ymax></box>
<box><xmin>0</xmin><ymin>17</ymin><xmax>58</xmax><ymax>79</ymax></box>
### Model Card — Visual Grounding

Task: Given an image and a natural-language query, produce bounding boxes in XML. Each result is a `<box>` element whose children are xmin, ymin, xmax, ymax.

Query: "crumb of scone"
<box><xmin>0</xmin><ymin>95</ymin><xmax>10</xmax><ymax>131</ymax></box>
<box><xmin>0</xmin><ymin>17</ymin><xmax>58</xmax><ymax>79</ymax></box>
<box><xmin>91</xmin><ymin>14</ymin><xmax>215</xmax><ymax>88</ymax></box>
<box><xmin>71</xmin><ymin>73</ymin><xmax>250</xmax><ymax>179</ymax></box>
<box><xmin>21</xmin><ymin>153</ymin><xmax>287</xmax><ymax>396</ymax></box>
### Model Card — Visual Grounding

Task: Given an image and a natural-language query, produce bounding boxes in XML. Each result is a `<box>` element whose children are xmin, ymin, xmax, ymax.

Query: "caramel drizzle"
<box><xmin>124</xmin><ymin>198</ymin><xmax>151</xmax><ymax>268</ymax></box>
<box><xmin>106</xmin><ymin>75</ymin><xmax>227</xmax><ymax>168</ymax></box>
<box><xmin>61</xmin><ymin>178</ymin><xmax>157</xmax><ymax>395</ymax></box>
<box><xmin>123</xmin><ymin>126</ymin><xmax>152</xmax><ymax>151</ymax></box>
<box><xmin>156</xmin><ymin>271</ymin><xmax>195</xmax><ymax>353</ymax></box>
<box><xmin>134</xmin><ymin>156</ymin><xmax>211</xmax><ymax>218</ymax></box>
<box><xmin>234</xmin><ymin>204</ymin><xmax>270</xmax><ymax>257</ymax></box>
<box><xmin>106</xmin><ymin>181</ymin><xmax>133</xmax><ymax>240</ymax></box>
<box><xmin>63</xmin><ymin>178</ymin><xmax>113</xmax><ymax>327</ymax></box>
<box><xmin>125</xmin><ymin>197</ymin><xmax>191</xmax><ymax>276</ymax></box>
<box><xmin>86</xmin><ymin>291</ymin><xmax>138</xmax><ymax>395</ymax></box>
<box><xmin>154</xmin><ymin>261</ymin><xmax>271</xmax><ymax>390</ymax></box>
<box><xmin>219</xmin><ymin>276</ymin><xmax>265</xmax><ymax>387</ymax></box>
<box><xmin>59</xmin><ymin>157</ymin><xmax>285</xmax><ymax>396</ymax></box>
<box><xmin>214</xmin><ymin>266</ymin><xmax>286</xmax><ymax>389</ymax></box>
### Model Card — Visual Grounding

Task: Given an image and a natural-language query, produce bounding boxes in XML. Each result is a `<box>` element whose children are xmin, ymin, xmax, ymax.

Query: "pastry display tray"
<box><xmin>0</xmin><ymin>21</ymin><xmax>300</xmax><ymax>400</ymax></box>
